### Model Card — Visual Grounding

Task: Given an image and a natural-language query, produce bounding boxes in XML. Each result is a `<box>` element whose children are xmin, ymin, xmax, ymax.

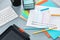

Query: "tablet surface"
<box><xmin>1</xmin><ymin>30</ymin><xmax>23</xmax><ymax>40</ymax></box>
<box><xmin>0</xmin><ymin>25</ymin><xmax>24</xmax><ymax>40</ymax></box>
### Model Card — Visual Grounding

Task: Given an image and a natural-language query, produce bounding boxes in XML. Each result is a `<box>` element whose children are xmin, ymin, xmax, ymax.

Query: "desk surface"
<box><xmin>0</xmin><ymin>0</ymin><xmax>60</xmax><ymax>40</ymax></box>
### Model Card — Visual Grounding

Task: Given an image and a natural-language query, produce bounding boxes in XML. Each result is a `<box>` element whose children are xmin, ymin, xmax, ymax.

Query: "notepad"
<box><xmin>26</xmin><ymin>6</ymin><xmax>51</xmax><ymax>28</ymax></box>
<box><xmin>47</xmin><ymin>30</ymin><xmax>60</xmax><ymax>39</ymax></box>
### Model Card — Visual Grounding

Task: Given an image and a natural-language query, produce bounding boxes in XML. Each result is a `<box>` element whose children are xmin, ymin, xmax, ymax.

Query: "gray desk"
<box><xmin>0</xmin><ymin>0</ymin><xmax>60</xmax><ymax>40</ymax></box>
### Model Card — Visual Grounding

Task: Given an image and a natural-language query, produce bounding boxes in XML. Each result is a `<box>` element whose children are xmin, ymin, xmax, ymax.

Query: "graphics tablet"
<box><xmin>0</xmin><ymin>24</ymin><xmax>30</xmax><ymax>40</ymax></box>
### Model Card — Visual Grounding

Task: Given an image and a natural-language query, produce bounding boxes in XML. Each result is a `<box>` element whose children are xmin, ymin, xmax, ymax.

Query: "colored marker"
<box><xmin>40</xmin><ymin>8</ymin><xmax>49</xmax><ymax>11</ymax></box>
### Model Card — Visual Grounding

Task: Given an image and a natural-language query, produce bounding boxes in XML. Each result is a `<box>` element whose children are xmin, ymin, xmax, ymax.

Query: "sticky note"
<box><xmin>47</xmin><ymin>30</ymin><xmax>60</xmax><ymax>39</ymax></box>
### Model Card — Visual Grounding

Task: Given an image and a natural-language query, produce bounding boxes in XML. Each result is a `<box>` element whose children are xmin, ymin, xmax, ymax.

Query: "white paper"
<box><xmin>41</xmin><ymin>10</ymin><xmax>51</xmax><ymax>24</ymax></box>
<box><xmin>26</xmin><ymin>10</ymin><xmax>43</xmax><ymax>28</ymax></box>
<box><xmin>49</xmin><ymin>7</ymin><xmax>60</xmax><ymax>30</ymax></box>
<box><xmin>26</xmin><ymin>6</ymin><xmax>60</xmax><ymax>29</ymax></box>
<box><xmin>26</xmin><ymin>6</ymin><xmax>51</xmax><ymax>28</ymax></box>
<box><xmin>49</xmin><ymin>7</ymin><xmax>60</xmax><ymax>14</ymax></box>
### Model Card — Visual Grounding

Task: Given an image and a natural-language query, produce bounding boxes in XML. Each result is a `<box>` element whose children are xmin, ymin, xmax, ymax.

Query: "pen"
<box><xmin>33</xmin><ymin>27</ymin><xmax>57</xmax><ymax>34</ymax></box>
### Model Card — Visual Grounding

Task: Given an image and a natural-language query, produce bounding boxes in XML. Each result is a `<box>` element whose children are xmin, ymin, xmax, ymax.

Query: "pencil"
<box><xmin>20</xmin><ymin>15</ymin><xmax>27</xmax><ymax>21</ymax></box>
<box><xmin>33</xmin><ymin>27</ymin><xmax>57</xmax><ymax>34</ymax></box>
<box><xmin>51</xmin><ymin>14</ymin><xmax>60</xmax><ymax>16</ymax></box>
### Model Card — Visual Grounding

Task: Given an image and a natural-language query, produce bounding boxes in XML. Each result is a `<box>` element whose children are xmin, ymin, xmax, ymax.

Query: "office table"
<box><xmin>0</xmin><ymin>0</ymin><xmax>60</xmax><ymax>40</ymax></box>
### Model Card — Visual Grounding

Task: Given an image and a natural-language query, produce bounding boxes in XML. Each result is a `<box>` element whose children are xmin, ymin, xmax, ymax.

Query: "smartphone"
<box><xmin>23</xmin><ymin>0</ymin><xmax>35</xmax><ymax>10</ymax></box>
